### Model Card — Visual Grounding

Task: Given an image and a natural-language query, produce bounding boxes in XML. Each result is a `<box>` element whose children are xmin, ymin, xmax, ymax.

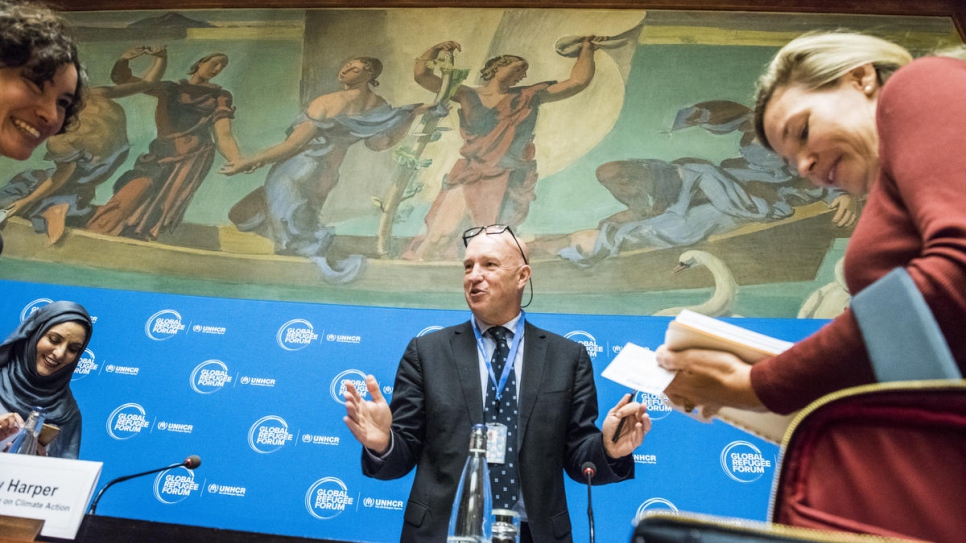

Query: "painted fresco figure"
<box><xmin>221</xmin><ymin>57</ymin><xmax>432</xmax><ymax>283</ymax></box>
<box><xmin>85</xmin><ymin>47</ymin><xmax>242</xmax><ymax>241</ymax></box>
<box><xmin>403</xmin><ymin>37</ymin><xmax>603</xmax><ymax>261</ymax></box>
<box><xmin>559</xmin><ymin>100</ymin><xmax>858</xmax><ymax>266</ymax></box>
<box><xmin>0</xmin><ymin>46</ymin><xmax>168</xmax><ymax>246</ymax></box>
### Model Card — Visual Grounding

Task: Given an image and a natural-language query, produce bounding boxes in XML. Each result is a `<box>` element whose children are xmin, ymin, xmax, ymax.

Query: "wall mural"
<box><xmin>0</xmin><ymin>8</ymin><xmax>960</xmax><ymax>318</ymax></box>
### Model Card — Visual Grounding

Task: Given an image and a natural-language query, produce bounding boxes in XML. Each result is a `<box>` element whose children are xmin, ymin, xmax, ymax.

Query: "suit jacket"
<box><xmin>362</xmin><ymin>320</ymin><xmax>634</xmax><ymax>543</ymax></box>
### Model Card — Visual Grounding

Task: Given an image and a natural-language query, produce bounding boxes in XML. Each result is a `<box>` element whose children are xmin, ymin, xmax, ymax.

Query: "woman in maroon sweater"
<box><xmin>657</xmin><ymin>32</ymin><xmax>966</xmax><ymax>416</ymax></box>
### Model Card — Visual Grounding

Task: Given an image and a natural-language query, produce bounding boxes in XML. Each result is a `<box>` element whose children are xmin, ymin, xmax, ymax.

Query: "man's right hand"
<box><xmin>343</xmin><ymin>374</ymin><xmax>393</xmax><ymax>455</ymax></box>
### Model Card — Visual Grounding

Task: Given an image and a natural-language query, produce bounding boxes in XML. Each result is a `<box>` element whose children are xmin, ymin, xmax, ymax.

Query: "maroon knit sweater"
<box><xmin>751</xmin><ymin>56</ymin><xmax>966</xmax><ymax>414</ymax></box>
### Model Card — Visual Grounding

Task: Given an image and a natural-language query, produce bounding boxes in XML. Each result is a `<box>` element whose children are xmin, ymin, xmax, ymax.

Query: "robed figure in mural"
<box><xmin>86</xmin><ymin>46</ymin><xmax>242</xmax><ymax>241</ymax></box>
<box><xmin>403</xmin><ymin>37</ymin><xmax>603</xmax><ymax>261</ymax></box>
<box><xmin>558</xmin><ymin>100</ymin><xmax>858</xmax><ymax>266</ymax></box>
<box><xmin>221</xmin><ymin>57</ymin><xmax>433</xmax><ymax>283</ymax></box>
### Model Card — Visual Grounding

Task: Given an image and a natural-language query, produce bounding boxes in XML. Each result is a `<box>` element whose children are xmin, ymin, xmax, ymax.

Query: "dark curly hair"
<box><xmin>341</xmin><ymin>56</ymin><xmax>382</xmax><ymax>87</ymax></box>
<box><xmin>479</xmin><ymin>55</ymin><xmax>526</xmax><ymax>82</ymax></box>
<box><xmin>0</xmin><ymin>0</ymin><xmax>85</xmax><ymax>133</ymax></box>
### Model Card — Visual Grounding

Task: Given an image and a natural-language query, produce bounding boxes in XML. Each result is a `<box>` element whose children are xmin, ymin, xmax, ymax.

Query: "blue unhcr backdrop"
<box><xmin>0</xmin><ymin>279</ymin><xmax>826</xmax><ymax>543</ymax></box>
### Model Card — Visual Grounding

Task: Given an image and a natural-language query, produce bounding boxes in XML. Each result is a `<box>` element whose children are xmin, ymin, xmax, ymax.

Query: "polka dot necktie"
<box><xmin>485</xmin><ymin>326</ymin><xmax>520</xmax><ymax>510</ymax></box>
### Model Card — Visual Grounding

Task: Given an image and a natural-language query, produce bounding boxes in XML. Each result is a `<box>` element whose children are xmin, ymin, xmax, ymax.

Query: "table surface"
<box><xmin>31</xmin><ymin>515</ymin><xmax>347</xmax><ymax>543</ymax></box>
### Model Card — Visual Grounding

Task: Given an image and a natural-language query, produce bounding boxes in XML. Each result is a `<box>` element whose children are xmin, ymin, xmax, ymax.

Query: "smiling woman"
<box><xmin>0</xmin><ymin>0</ymin><xmax>84</xmax><ymax>161</ymax></box>
<box><xmin>658</xmin><ymin>32</ymin><xmax>966</xmax><ymax>422</ymax></box>
<box><xmin>0</xmin><ymin>300</ymin><xmax>92</xmax><ymax>458</ymax></box>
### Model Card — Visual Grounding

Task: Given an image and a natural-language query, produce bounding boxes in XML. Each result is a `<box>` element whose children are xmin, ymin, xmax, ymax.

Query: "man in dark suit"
<box><xmin>344</xmin><ymin>225</ymin><xmax>650</xmax><ymax>543</ymax></box>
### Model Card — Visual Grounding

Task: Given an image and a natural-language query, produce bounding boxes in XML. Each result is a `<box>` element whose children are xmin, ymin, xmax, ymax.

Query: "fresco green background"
<box><xmin>3</xmin><ymin>8</ymin><xmax>953</xmax><ymax>318</ymax></box>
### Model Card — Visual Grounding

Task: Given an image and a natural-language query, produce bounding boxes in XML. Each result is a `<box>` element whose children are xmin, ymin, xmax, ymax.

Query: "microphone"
<box><xmin>581</xmin><ymin>461</ymin><xmax>596</xmax><ymax>543</ymax></box>
<box><xmin>183</xmin><ymin>455</ymin><xmax>202</xmax><ymax>469</ymax></box>
<box><xmin>88</xmin><ymin>455</ymin><xmax>201</xmax><ymax>515</ymax></box>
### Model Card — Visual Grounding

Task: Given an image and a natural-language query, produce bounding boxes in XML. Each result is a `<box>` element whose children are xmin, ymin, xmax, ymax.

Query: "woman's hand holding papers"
<box><xmin>656</xmin><ymin>346</ymin><xmax>765</xmax><ymax>416</ymax></box>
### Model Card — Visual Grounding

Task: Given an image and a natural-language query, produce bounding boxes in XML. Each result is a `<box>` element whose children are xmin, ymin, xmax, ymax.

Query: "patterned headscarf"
<box><xmin>0</xmin><ymin>301</ymin><xmax>92</xmax><ymax>424</ymax></box>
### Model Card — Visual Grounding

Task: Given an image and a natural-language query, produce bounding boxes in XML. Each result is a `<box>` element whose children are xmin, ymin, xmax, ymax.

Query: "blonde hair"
<box><xmin>934</xmin><ymin>44</ymin><xmax>966</xmax><ymax>61</ymax></box>
<box><xmin>753</xmin><ymin>32</ymin><xmax>913</xmax><ymax>150</ymax></box>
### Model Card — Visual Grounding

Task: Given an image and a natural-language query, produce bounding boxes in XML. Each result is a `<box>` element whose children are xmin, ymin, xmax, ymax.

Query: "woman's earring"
<box><xmin>864</xmin><ymin>85</ymin><xmax>873</xmax><ymax>94</ymax></box>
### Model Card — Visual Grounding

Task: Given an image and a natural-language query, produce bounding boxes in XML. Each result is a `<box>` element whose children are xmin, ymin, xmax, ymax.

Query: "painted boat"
<box><xmin>0</xmin><ymin>201</ymin><xmax>851</xmax><ymax>294</ymax></box>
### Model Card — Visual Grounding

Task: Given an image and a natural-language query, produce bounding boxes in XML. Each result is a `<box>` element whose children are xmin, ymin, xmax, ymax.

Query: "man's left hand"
<box><xmin>602</xmin><ymin>393</ymin><xmax>650</xmax><ymax>458</ymax></box>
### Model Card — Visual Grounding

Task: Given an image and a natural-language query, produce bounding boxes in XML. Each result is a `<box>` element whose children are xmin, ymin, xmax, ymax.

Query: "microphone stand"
<box><xmin>89</xmin><ymin>460</ymin><xmax>189</xmax><ymax>515</ymax></box>
<box><xmin>586</xmin><ymin>472</ymin><xmax>595</xmax><ymax>543</ymax></box>
<box><xmin>582</xmin><ymin>462</ymin><xmax>596</xmax><ymax>543</ymax></box>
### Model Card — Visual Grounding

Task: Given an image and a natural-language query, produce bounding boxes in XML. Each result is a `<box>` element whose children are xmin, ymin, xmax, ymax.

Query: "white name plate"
<box><xmin>0</xmin><ymin>454</ymin><xmax>102</xmax><ymax>539</ymax></box>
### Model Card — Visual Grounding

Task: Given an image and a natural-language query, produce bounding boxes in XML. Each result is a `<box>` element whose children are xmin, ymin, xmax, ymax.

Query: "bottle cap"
<box><xmin>468</xmin><ymin>424</ymin><xmax>487</xmax><ymax>453</ymax></box>
<box><xmin>492</xmin><ymin>509</ymin><xmax>519</xmax><ymax>523</ymax></box>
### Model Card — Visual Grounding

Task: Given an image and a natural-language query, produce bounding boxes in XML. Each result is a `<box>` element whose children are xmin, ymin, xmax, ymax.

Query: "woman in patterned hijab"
<box><xmin>0</xmin><ymin>301</ymin><xmax>92</xmax><ymax>458</ymax></box>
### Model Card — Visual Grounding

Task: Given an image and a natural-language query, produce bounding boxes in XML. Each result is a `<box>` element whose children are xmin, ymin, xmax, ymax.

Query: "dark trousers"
<box><xmin>519</xmin><ymin>521</ymin><xmax>533</xmax><ymax>543</ymax></box>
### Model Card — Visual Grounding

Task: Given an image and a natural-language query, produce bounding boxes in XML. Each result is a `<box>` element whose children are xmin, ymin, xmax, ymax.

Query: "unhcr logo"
<box><xmin>239</xmin><ymin>376</ymin><xmax>276</xmax><ymax>387</ymax></box>
<box><xmin>145</xmin><ymin>310</ymin><xmax>185</xmax><ymax>341</ymax></box>
<box><xmin>105</xmin><ymin>364</ymin><xmax>139</xmax><ymax>376</ymax></box>
<box><xmin>330</xmin><ymin>369</ymin><xmax>368</xmax><ymax>406</ymax></box>
<box><xmin>207</xmin><ymin>483</ymin><xmax>247</xmax><ymax>498</ymax></box>
<box><xmin>326</xmin><ymin>333</ymin><xmax>361</xmax><ymax>344</ymax></box>
<box><xmin>305</xmin><ymin>477</ymin><xmax>353</xmax><ymax>520</ymax></box>
<box><xmin>276</xmin><ymin>319</ymin><xmax>319</xmax><ymax>351</ymax></box>
<box><xmin>720</xmin><ymin>441</ymin><xmax>773</xmax><ymax>483</ymax></box>
<box><xmin>564</xmin><ymin>330</ymin><xmax>605</xmax><ymax>359</ymax></box>
<box><xmin>302</xmin><ymin>434</ymin><xmax>341</xmax><ymax>446</ymax></box>
<box><xmin>153</xmin><ymin>467</ymin><xmax>199</xmax><ymax>504</ymax></box>
<box><xmin>363</xmin><ymin>496</ymin><xmax>404</xmax><ymax>511</ymax></box>
<box><xmin>156</xmin><ymin>421</ymin><xmax>194</xmax><ymax>434</ymax></box>
<box><xmin>191</xmin><ymin>323</ymin><xmax>226</xmax><ymax>335</ymax></box>
<box><xmin>633</xmin><ymin>454</ymin><xmax>657</xmax><ymax>465</ymax></box>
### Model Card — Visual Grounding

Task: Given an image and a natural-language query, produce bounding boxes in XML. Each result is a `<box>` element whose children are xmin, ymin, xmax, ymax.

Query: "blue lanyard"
<box><xmin>472</xmin><ymin>312</ymin><xmax>525</xmax><ymax>402</ymax></box>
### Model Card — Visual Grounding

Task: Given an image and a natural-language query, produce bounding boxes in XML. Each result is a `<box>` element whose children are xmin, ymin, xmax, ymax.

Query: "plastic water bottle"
<box><xmin>447</xmin><ymin>424</ymin><xmax>492</xmax><ymax>543</ymax></box>
<box><xmin>492</xmin><ymin>509</ymin><xmax>520</xmax><ymax>543</ymax></box>
<box><xmin>7</xmin><ymin>407</ymin><xmax>46</xmax><ymax>455</ymax></box>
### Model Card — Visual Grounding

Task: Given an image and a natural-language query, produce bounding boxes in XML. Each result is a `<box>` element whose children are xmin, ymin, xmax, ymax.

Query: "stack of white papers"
<box><xmin>602</xmin><ymin>310</ymin><xmax>797</xmax><ymax>443</ymax></box>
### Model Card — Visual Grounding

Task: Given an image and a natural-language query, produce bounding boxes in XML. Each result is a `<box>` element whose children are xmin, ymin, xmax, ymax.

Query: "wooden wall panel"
<box><xmin>53</xmin><ymin>0</ymin><xmax>966</xmax><ymax>41</ymax></box>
